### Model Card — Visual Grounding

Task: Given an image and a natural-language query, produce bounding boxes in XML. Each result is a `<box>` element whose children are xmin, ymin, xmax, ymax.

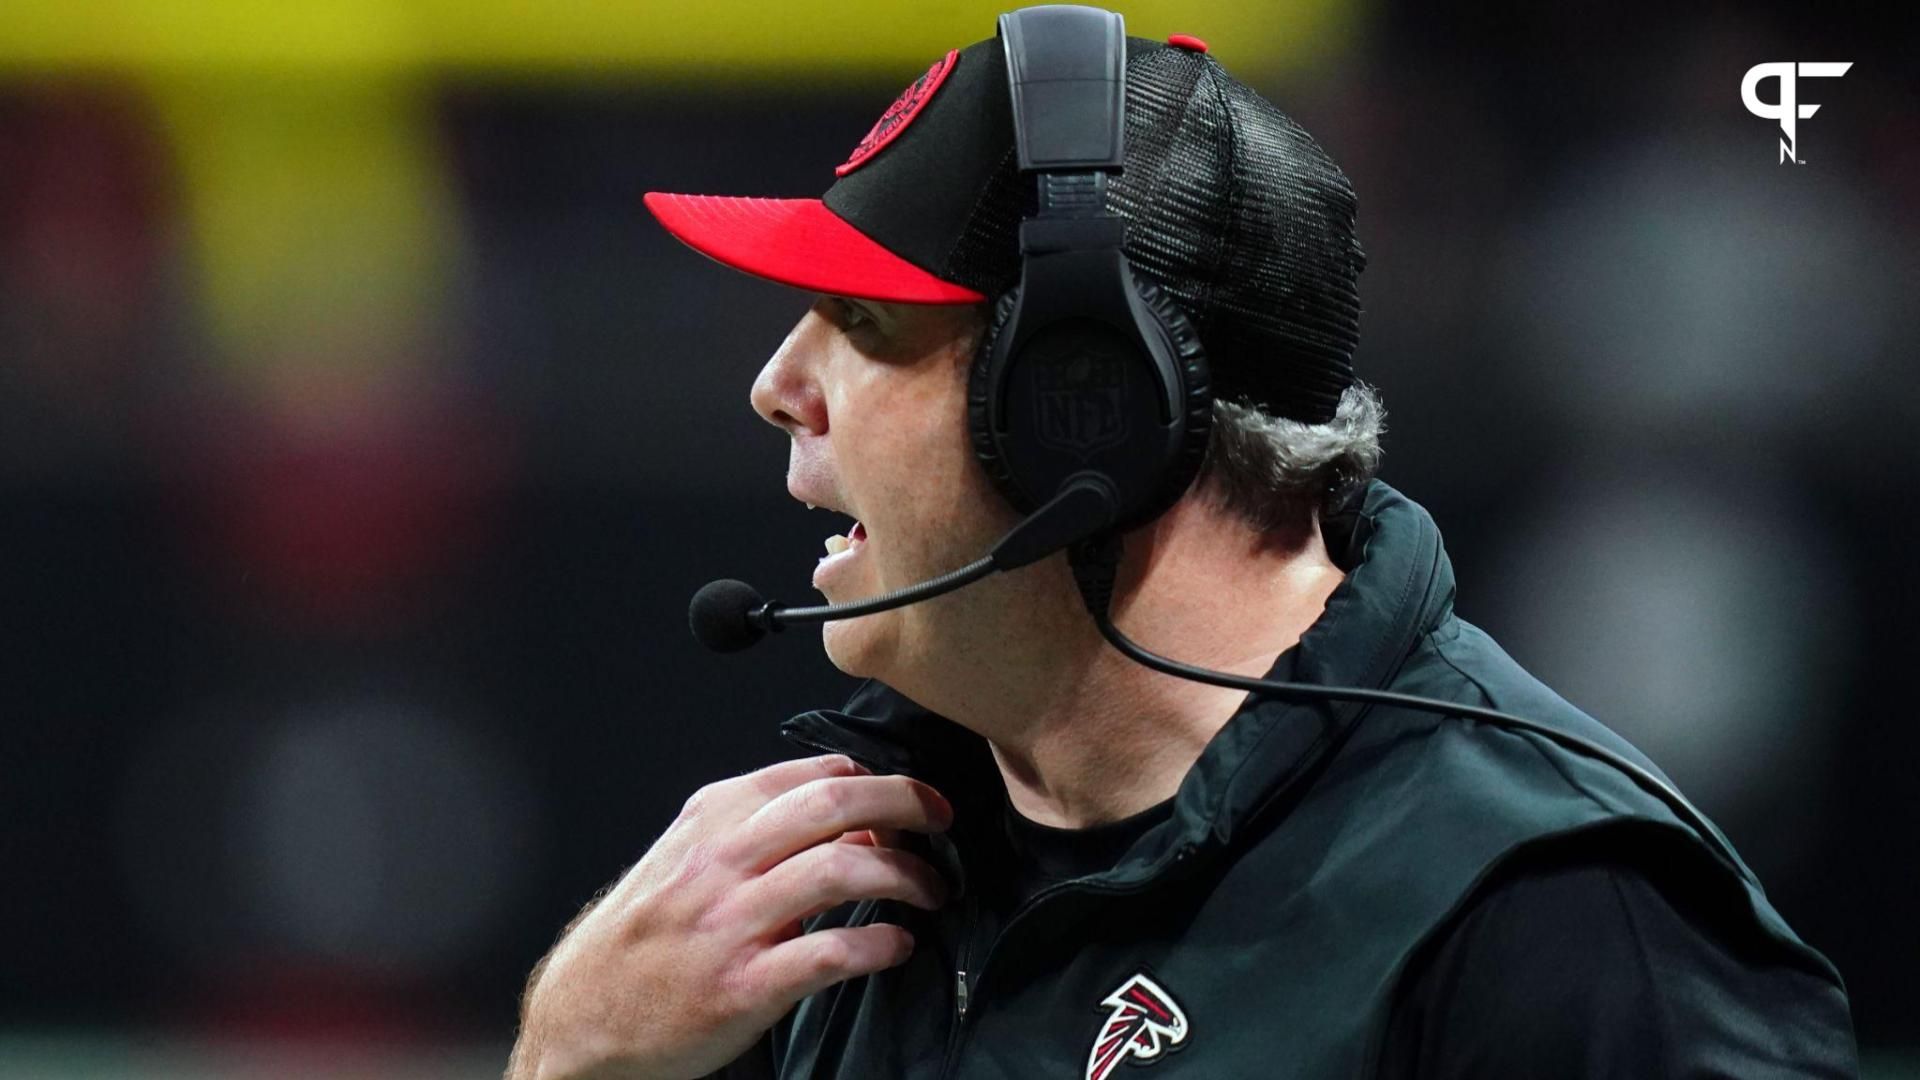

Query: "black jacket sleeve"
<box><xmin>1377</xmin><ymin>827</ymin><xmax>1858</xmax><ymax>1079</ymax></box>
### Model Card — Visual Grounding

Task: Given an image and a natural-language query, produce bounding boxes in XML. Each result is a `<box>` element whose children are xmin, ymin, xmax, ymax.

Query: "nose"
<box><xmin>751</xmin><ymin>309</ymin><xmax>831</xmax><ymax>437</ymax></box>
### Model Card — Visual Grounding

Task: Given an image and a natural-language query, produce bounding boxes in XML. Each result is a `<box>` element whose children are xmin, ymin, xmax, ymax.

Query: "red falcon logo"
<box><xmin>1086</xmin><ymin>972</ymin><xmax>1190</xmax><ymax>1080</ymax></box>
<box><xmin>835</xmin><ymin>49</ymin><xmax>958</xmax><ymax>177</ymax></box>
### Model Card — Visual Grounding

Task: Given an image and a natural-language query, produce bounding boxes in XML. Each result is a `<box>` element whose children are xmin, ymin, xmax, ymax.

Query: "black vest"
<box><xmin>767</xmin><ymin>481</ymin><xmax>1845</xmax><ymax>1079</ymax></box>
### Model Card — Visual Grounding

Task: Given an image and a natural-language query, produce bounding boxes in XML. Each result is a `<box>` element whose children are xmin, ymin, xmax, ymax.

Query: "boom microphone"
<box><xmin>688</xmin><ymin>476</ymin><xmax>1119</xmax><ymax>653</ymax></box>
<box><xmin>688</xmin><ymin>559</ymin><xmax>997</xmax><ymax>653</ymax></box>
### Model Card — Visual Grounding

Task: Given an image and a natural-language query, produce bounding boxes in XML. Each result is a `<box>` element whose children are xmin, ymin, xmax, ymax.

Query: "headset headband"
<box><xmin>998</xmin><ymin>7</ymin><xmax>1127</xmax><ymax>175</ymax></box>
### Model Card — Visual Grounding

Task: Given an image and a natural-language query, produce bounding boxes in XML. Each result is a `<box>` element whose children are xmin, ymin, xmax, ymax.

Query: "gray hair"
<box><xmin>1189</xmin><ymin>382</ymin><xmax>1387</xmax><ymax>542</ymax></box>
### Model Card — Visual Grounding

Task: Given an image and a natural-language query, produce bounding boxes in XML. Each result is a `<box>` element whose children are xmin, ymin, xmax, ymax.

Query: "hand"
<box><xmin>506</xmin><ymin>754</ymin><xmax>954</xmax><ymax>1080</ymax></box>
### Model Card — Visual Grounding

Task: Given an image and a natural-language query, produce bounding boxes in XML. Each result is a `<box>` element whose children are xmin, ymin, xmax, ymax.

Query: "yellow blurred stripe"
<box><xmin>0</xmin><ymin>0</ymin><xmax>1351</xmax><ymax>77</ymax></box>
<box><xmin>150</xmin><ymin>71</ymin><xmax>454</xmax><ymax>383</ymax></box>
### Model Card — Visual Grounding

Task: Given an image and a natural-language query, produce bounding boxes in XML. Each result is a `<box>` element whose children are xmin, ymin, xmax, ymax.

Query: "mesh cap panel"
<box><xmin>939</xmin><ymin>39</ymin><xmax>1365</xmax><ymax>424</ymax></box>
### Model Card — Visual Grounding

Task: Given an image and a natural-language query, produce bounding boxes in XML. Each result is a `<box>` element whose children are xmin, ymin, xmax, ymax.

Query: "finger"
<box><xmin>749</xmin><ymin>924</ymin><xmax>915</xmax><ymax>1006</ymax></box>
<box><xmin>682</xmin><ymin>754</ymin><xmax>870</xmax><ymax>827</ymax></box>
<box><xmin>739</xmin><ymin>754</ymin><xmax>870</xmax><ymax>798</ymax></box>
<box><xmin>735</xmin><ymin>842</ymin><xmax>947</xmax><ymax>933</ymax></box>
<box><xmin>734</xmin><ymin>775</ymin><xmax>953</xmax><ymax>871</ymax></box>
<box><xmin>835</xmin><ymin>826</ymin><xmax>902</xmax><ymax>848</ymax></box>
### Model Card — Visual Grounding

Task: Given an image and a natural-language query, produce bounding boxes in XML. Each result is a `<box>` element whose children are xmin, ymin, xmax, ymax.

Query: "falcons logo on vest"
<box><xmin>1085</xmin><ymin>972</ymin><xmax>1190</xmax><ymax>1080</ymax></box>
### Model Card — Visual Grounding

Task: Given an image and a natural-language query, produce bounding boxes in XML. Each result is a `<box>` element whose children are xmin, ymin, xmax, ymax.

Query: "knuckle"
<box><xmin>809</xmin><ymin>933</ymin><xmax>852</xmax><ymax>975</ymax></box>
<box><xmin>663</xmin><ymin>836</ymin><xmax>721</xmax><ymax>895</ymax></box>
<box><xmin>691</xmin><ymin>886</ymin><xmax>739</xmax><ymax>935</ymax></box>
<box><xmin>713</xmin><ymin>956</ymin><xmax>758</xmax><ymax>1016</ymax></box>
<box><xmin>819</xmin><ymin>842</ymin><xmax>866</xmax><ymax>886</ymax></box>
<box><xmin>679</xmin><ymin>783</ymin><xmax>716</xmax><ymax>821</ymax></box>
<box><xmin>795</xmin><ymin>778</ymin><xmax>847</xmax><ymax>823</ymax></box>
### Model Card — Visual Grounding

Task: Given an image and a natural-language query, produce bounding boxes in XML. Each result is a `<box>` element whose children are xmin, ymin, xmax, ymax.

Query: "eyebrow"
<box><xmin>826</xmin><ymin>294</ymin><xmax>890</xmax><ymax>329</ymax></box>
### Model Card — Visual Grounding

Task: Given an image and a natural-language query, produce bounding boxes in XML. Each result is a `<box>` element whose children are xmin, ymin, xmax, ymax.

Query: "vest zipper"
<box><xmin>935</xmin><ymin>847</ymin><xmax>1196</xmax><ymax>1080</ymax></box>
<box><xmin>939</xmin><ymin>891</ymin><xmax>980</xmax><ymax>1076</ymax></box>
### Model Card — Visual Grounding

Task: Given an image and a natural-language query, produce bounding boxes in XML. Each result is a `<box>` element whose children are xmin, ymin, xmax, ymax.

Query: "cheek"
<box><xmin>873</xmin><ymin>459</ymin><xmax>1020</xmax><ymax>585</ymax></box>
<box><xmin>876</xmin><ymin>410</ymin><xmax>1001</xmax><ymax>533</ymax></box>
<box><xmin>833</xmin><ymin>346</ymin><xmax>1017</xmax><ymax>552</ymax></box>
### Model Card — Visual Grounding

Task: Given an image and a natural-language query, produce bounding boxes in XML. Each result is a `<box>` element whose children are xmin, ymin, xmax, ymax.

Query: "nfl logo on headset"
<box><xmin>1033</xmin><ymin>340</ymin><xmax>1130</xmax><ymax>461</ymax></box>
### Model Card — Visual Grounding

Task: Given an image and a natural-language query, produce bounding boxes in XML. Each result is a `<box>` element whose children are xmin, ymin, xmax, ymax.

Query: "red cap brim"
<box><xmin>643</xmin><ymin>193</ymin><xmax>986</xmax><ymax>304</ymax></box>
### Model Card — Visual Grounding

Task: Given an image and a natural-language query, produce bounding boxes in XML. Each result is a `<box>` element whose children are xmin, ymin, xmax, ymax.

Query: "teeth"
<box><xmin>805</xmin><ymin>502</ymin><xmax>816</xmax><ymax>510</ymax></box>
<box><xmin>824</xmin><ymin>534</ymin><xmax>850</xmax><ymax>555</ymax></box>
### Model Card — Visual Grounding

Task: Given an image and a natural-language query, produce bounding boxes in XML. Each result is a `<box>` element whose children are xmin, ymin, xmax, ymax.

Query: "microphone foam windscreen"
<box><xmin>689</xmin><ymin>578</ymin><xmax>768</xmax><ymax>653</ymax></box>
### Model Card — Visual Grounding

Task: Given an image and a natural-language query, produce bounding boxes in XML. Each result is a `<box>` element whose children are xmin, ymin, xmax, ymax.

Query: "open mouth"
<box><xmin>822</xmin><ymin>519</ymin><xmax>867</xmax><ymax>558</ymax></box>
<box><xmin>813</xmin><ymin>519</ymin><xmax>867</xmax><ymax>592</ymax></box>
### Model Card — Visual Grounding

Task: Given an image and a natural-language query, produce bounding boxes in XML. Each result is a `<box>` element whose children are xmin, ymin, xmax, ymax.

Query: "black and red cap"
<box><xmin>645</xmin><ymin>22</ymin><xmax>1366</xmax><ymax>424</ymax></box>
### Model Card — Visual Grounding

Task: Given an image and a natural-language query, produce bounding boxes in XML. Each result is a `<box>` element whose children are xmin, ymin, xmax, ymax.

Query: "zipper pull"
<box><xmin>956</xmin><ymin>969</ymin><xmax>970</xmax><ymax>1019</ymax></box>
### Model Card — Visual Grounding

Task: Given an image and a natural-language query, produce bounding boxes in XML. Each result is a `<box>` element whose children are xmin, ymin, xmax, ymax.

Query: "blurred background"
<box><xmin>1</xmin><ymin>0</ymin><xmax>1914</xmax><ymax>1076</ymax></box>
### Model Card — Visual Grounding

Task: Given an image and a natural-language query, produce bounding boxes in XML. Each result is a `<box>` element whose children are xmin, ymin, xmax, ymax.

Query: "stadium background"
<box><xmin>1</xmin><ymin>1</ymin><xmax>1914</xmax><ymax>1076</ymax></box>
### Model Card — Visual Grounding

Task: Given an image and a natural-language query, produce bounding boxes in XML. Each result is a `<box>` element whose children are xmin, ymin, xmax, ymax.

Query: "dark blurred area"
<box><xmin>2</xmin><ymin>0</ymin><xmax>1915</xmax><ymax>1075</ymax></box>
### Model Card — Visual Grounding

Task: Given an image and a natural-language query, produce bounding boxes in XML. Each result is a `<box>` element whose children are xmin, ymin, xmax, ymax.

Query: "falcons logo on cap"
<box><xmin>1085</xmin><ymin>972</ymin><xmax>1190</xmax><ymax>1080</ymax></box>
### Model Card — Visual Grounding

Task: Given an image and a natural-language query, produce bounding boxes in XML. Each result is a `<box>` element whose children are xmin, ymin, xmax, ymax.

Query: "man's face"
<box><xmin>750</xmin><ymin>295</ymin><xmax>1023</xmax><ymax>676</ymax></box>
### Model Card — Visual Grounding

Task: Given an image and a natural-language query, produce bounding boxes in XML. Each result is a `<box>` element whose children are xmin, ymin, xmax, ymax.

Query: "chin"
<box><xmin>821</xmin><ymin>615</ymin><xmax>891</xmax><ymax>680</ymax></box>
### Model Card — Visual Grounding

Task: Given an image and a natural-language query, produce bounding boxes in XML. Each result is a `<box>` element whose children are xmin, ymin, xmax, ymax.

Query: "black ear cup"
<box><xmin>1130</xmin><ymin>274</ymin><xmax>1213</xmax><ymax>524</ymax></box>
<box><xmin>967</xmin><ymin>288</ymin><xmax>1030</xmax><ymax>513</ymax></box>
<box><xmin>967</xmin><ymin>272</ymin><xmax>1211</xmax><ymax>535</ymax></box>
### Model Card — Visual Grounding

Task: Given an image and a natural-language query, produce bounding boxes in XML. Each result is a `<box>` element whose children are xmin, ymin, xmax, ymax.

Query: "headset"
<box><xmin>967</xmin><ymin>5</ymin><xmax>1211</xmax><ymax>546</ymax></box>
<box><xmin>692</xmin><ymin>4</ymin><xmax>1748</xmax><ymax>879</ymax></box>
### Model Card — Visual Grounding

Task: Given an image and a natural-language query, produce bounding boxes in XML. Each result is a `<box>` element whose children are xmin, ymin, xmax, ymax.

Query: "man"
<box><xmin>507</xmin><ymin>10</ymin><xmax>1857</xmax><ymax>1079</ymax></box>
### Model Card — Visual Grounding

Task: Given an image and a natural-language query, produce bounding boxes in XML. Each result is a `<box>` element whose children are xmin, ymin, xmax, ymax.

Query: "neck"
<box><xmin>906</xmin><ymin>496</ymin><xmax>1346</xmax><ymax>829</ymax></box>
